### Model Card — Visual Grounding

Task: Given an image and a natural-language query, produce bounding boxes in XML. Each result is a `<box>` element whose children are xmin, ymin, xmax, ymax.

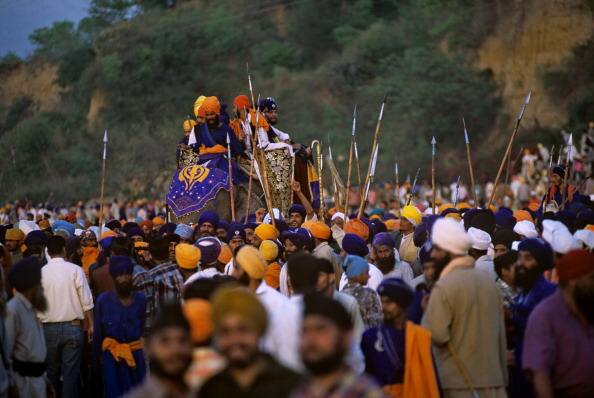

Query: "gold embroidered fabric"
<box><xmin>263</xmin><ymin>147</ymin><xmax>293</xmax><ymax>216</ymax></box>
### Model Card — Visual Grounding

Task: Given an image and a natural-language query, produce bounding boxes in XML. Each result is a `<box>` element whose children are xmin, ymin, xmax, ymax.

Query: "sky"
<box><xmin>0</xmin><ymin>0</ymin><xmax>90</xmax><ymax>58</ymax></box>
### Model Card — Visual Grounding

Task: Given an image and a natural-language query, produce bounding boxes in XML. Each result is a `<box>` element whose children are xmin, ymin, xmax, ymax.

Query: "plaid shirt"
<box><xmin>133</xmin><ymin>261</ymin><xmax>183</xmax><ymax>331</ymax></box>
<box><xmin>342</xmin><ymin>282</ymin><xmax>383</xmax><ymax>329</ymax></box>
<box><xmin>291</xmin><ymin>371</ymin><xmax>385</xmax><ymax>398</ymax></box>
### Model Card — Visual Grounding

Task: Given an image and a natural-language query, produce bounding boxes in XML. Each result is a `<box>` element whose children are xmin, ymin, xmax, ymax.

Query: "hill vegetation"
<box><xmin>0</xmin><ymin>0</ymin><xmax>592</xmax><ymax>202</ymax></box>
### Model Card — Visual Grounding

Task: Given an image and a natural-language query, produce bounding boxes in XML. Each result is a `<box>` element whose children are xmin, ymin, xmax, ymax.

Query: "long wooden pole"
<box><xmin>561</xmin><ymin>133</ymin><xmax>572</xmax><ymax>210</ymax></box>
<box><xmin>462</xmin><ymin>117</ymin><xmax>478</xmax><ymax>207</ymax></box>
<box><xmin>487</xmin><ymin>91</ymin><xmax>531</xmax><ymax>208</ymax></box>
<box><xmin>226</xmin><ymin>133</ymin><xmax>236</xmax><ymax>221</ymax></box>
<box><xmin>98</xmin><ymin>130</ymin><xmax>108</xmax><ymax>234</ymax></box>
<box><xmin>361</xmin><ymin>96</ymin><xmax>387</xmax><ymax>209</ymax></box>
<box><xmin>395</xmin><ymin>162</ymin><xmax>400</xmax><ymax>213</ymax></box>
<box><xmin>344</xmin><ymin>105</ymin><xmax>357</xmax><ymax>215</ymax></box>
<box><xmin>406</xmin><ymin>168</ymin><xmax>420</xmax><ymax>206</ymax></box>
<box><xmin>431</xmin><ymin>136</ymin><xmax>436</xmax><ymax>214</ymax></box>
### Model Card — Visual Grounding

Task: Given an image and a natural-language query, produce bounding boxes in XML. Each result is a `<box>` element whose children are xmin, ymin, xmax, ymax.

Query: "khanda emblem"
<box><xmin>178</xmin><ymin>165</ymin><xmax>209</xmax><ymax>191</ymax></box>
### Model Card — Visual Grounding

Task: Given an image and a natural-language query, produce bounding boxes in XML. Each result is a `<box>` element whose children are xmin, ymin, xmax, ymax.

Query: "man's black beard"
<box><xmin>514</xmin><ymin>265</ymin><xmax>542</xmax><ymax>292</ymax></box>
<box><xmin>268</xmin><ymin>117</ymin><xmax>277</xmax><ymax>126</ymax></box>
<box><xmin>31</xmin><ymin>286</ymin><xmax>48</xmax><ymax>312</ymax></box>
<box><xmin>149</xmin><ymin>354</ymin><xmax>192</xmax><ymax>384</ymax></box>
<box><xmin>206</xmin><ymin>116</ymin><xmax>219</xmax><ymax>129</ymax></box>
<box><xmin>573</xmin><ymin>274</ymin><xmax>594</xmax><ymax>325</ymax></box>
<box><xmin>115</xmin><ymin>281</ymin><xmax>133</xmax><ymax>298</ymax></box>
<box><xmin>227</xmin><ymin>347</ymin><xmax>260</xmax><ymax>370</ymax></box>
<box><xmin>432</xmin><ymin>253</ymin><xmax>452</xmax><ymax>281</ymax></box>
<box><xmin>303</xmin><ymin>342</ymin><xmax>346</xmax><ymax>376</ymax></box>
<box><xmin>376</xmin><ymin>252</ymin><xmax>396</xmax><ymax>274</ymax></box>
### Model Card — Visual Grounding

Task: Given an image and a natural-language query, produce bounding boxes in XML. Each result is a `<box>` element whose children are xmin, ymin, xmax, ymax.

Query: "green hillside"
<box><xmin>1</xmin><ymin>0</ymin><xmax>592</xmax><ymax>202</ymax></box>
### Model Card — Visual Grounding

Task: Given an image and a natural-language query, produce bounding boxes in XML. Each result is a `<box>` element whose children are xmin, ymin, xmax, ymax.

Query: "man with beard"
<box><xmin>279</xmin><ymin>228</ymin><xmax>313</xmax><ymax>297</ymax></box>
<box><xmin>198</xmin><ymin>288</ymin><xmax>302</xmax><ymax>397</ymax></box>
<box><xmin>5</xmin><ymin>257</ymin><xmax>51</xmax><ymax>397</ymax></box>
<box><xmin>4</xmin><ymin>227</ymin><xmax>24</xmax><ymax>264</ymax></box>
<box><xmin>511</xmin><ymin>238</ymin><xmax>556</xmax><ymax>376</ymax></box>
<box><xmin>361</xmin><ymin>278</ymin><xmax>440</xmax><ymax>397</ymax></box>
<box><xmin>422</xmin><ymin>218</ymin><xmax>507</xmax><ymax>398</ymax></box>
<box><xmin>338</xmin><ymin>234</ymin><xmax>383</xmax><ymax>291</ymax></box>
<box><xmin>197</xmin><ymin>211</ymin><xmax>219</xmax><ymax>238</ymax></box>
<box><xmin>251</xmin><ymin>223</ymin><xmax>279</xmax><ymax>249</ymax></box>
<box><xmin>198</xmin><ymin>96</ymin><xmax>247</xmax><ymax>184</ymax></box>
<box><xmin>125</xmin><ymin>303</ymin><xmax>193</xmax><ymax>398</ymax></box>
<box><xmin>523</xmin><ymin>249</ymin><xmax>594</xmax><ymax>398</ymax></box>
<box><xmin>222</xmin><ymin>223</ymin><xmax>246</xmax><ymax>276</ymax></box>
<box><xmin>396</xmin><ymin>205</ymin><xmax>422</xmax><ymax>265</ymax></box>
<box><xmin>94</xmin><ymin>256</ymin><xmax>147</xmax><ymax>397</ymax></box>
<box><xmin>133</xmin><ymin>237</ymin><xmax>183</xmax><ymax>335</ymax></box>
<box><xmin>291</xmin><ymin>293</ymin><xmax>384</xmax><ymax>398</ymax></box>
<box><xmin>231</xmin><ymin>245</ymin><xmax>301</xmax><ymax>370</ymax></box>
<box><xmin>372</xmin><ymin>232</ymin><xmax>413</xmax><ymax>285</ymax></box>
<box><xmin>41</xmin><ymin>235</ymin><xmax>94</xmax><ymax>398</ymax></box>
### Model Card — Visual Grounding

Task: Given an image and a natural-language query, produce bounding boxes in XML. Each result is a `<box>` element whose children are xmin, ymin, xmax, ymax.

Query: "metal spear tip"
<box><xmin>382</xmin><ymin>93</ymin><xmax>388</xmax><ymax>103</ymax></box>
<box><xmin>524</xmin><ymin>90</ymin><xmax>532</xmax><ymax>104</ymax></box>
<box><xmin>431</xmin><ymin>136</ymin><xmax>436</xmax><ymax>145</ymax></box>
<box><xmin>226</xmin><ymin>132</ymin><xmax>231</xmax><ymax>143</ymax></box>
<box><xmin>103</xmin><ymin>130</ymin><xmax>108</xmax><ymax>143</ymax></box>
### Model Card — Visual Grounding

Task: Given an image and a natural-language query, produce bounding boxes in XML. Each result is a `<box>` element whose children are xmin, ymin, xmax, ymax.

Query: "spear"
<box><xmin>362</xmin><ymin>96</ymin><xmax>387</xmax><ymax>199</ymax></box>
<box><xmin>244</xmin><ymin>93</ymin><xmax>260</xmax><ymax>222</ymax></box>
<box><xmin>542</xmin><ymin>144</ymin><xmax>556</xmax><ymax>212</ymax></box>
<box><xmin>394</xmin><ymin>162</ymin><xmax>400</xmax><ymax>212</ymax></box>
<box><xmin>358</xmin><ymin>143</ymin><xmax>379</xmax><ymax>217</ymax></box>
<box><xmin>453</xmin><ymin>175</ymin><xmax>461</xmax><ymax>207</ymax></box>
<box><xmin>462</xmin><ymin>116</ymin><xmax>478</xmax><ymax>206</ymax></box>
<box><xmin>98</xmin><ymin>130</ymin><xmax>108</xmax><ymax>235</ymax></box>
<box><xmin>561</xmin><ymin>133</ymin><xmax>573</xmax><ymax>209</ymax></box>
<box><xmin>406</xmin><ymin>168</ymin><xmax>421</xmax><ymax>205</ymax></box>
<box><xmin>226</xmin><ymin>132</ymin><xmax>236</xmax><ymax>221</ymax></box>
<box><xmin>487</xmin><ymin>90</ymin><xmax>532</xmax><ymax>208</ymax></box>
<box><xmin>353</xmin><ymin>139</ymin><xmax>362</xmax><ymax>203</ymax></box>
<box><xmin>344</xmin><ymin>104</ymin><xmax>357</xmax><ymax>214</ymax></box>
<box><xmin>431</xmin><ymin>136</ymin><xmax>437</xmax><ymax>214</ymax></box>
<box><xmin>246</xmin><ymin>63</ymin><xmax>256</xmax><ymax>114</ymax></box>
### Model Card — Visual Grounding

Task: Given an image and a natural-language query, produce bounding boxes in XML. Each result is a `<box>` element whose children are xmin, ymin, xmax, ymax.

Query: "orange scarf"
<box><xmin>102</xmin><ymin>337</ymin><xmax>143</xmax><ymax>367</ymax></box>
<box><xmin>384</xmin><ymin>321</ymin><xmax>440</xmax><ymax>398</ymax></box>
<box><xmin>82</xmin><ymin>246</ymin><xmax>100</xmax><ymax>278</ymax></box>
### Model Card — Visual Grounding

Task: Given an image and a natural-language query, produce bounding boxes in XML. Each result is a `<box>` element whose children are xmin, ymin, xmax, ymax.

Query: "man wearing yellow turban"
<box><xmin>199</xmin><ymin>287</ymin><xmax>301</xmax><ymax>397</ymax></box>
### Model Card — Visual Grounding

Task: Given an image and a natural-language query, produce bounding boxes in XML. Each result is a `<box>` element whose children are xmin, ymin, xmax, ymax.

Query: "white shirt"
<box><xmin>256</xmin><ymin>282</ymin><xmax>302</xmax><ymax>371</ymax></box>
<box><xmin>223</xmin><ymin>259</ymin><xmax>235</xmax><ymax>275</ymax></box>
<box><xmin>183</xmin><ymin>267</ymin><xmax>221</xmax><ymax>285</ymax></box>
<box><xmin>39</xmin><ymin>257</ymin><xmax>94</xmax><ymax>323</ymax></box>
<box><xmin>383</xmin><ymin>261</ymin><xmax>414</xmax><ymax>286</ymax></box>
<box><xmin>279</xmin><ymin>263</ymin><xmax>290</xmax><ymax>297</ymax></box>
<box><xmin>475</xmin><ymin>254</ymin><xmax>497</xmax><ymax>281</ymax></box>
<box><xmin>339</xmin><ymin>263</ymin><xmax>383</xmax><ymax>291</ymax></box>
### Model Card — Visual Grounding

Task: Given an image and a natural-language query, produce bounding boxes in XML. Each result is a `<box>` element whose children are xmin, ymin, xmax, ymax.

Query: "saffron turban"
<box><xmin>344</xmin><ymin>218</ymin><xmax>370</xmax><ymax>241</ymax></box>
<box><xmin>233</xmin><ymin>94</ymin><xmax>252</xmax><ymax>110</ymax></box>
<box><xmin>236</xmin><ymin>245</ymin><xmax>267</xmax><ymax>279</ymax></box>
<box><xmin>202</xmin><ymin>96</ymin><xmax>221</xmax><ymax>115</ymax></box>
<box><xmin>211</xmin><ymin>287</ymin><xmax>268</xmax><ymax>336</ymax></box>
<box><xmin>176</xmin><ymin>243</ymin><xmax>201</xmax><ymax>269</ymax></box>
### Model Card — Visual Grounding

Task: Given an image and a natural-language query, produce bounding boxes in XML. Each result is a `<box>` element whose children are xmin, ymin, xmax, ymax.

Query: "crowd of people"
<box><xmin>1</xmin><ymin>94</ymin><xmax>594</xmax><ymax>398</ymax></box>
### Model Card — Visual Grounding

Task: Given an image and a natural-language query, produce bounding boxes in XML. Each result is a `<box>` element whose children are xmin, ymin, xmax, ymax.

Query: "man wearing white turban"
<box><xmin>422</xmin><ymin>218</ymin><xmax>508</xmax><ymax>398</ymax></box>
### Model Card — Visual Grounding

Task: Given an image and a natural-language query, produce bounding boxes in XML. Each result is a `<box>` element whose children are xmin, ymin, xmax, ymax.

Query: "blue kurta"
<box><xmin>93</xmin><ymin>291</ymin><xmax>147</xmax><ymax>398</ymax></box>
<box><xmin>360</xmin><ymin>325</ymin><xmax>405</xmax><ymax>386</ymax></box>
